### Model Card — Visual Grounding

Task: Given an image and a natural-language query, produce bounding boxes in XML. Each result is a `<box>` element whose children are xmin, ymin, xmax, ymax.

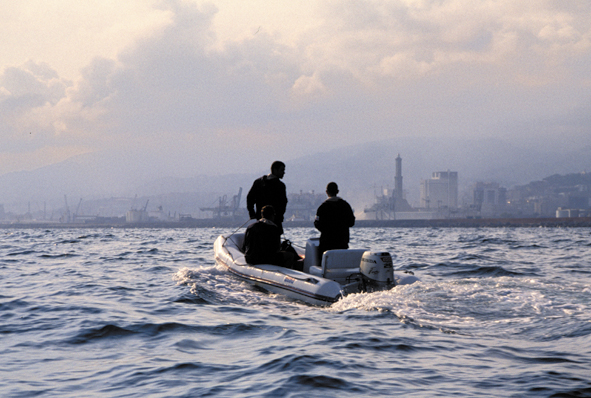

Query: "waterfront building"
<box><xmin>472</xmin><ymin>182</ymin><xmax>507</xmax><ymax>217</ymax></box>
<box><xmin>420</xmin><ymin>171</ymin><xmax>458</xmax><ymax>209</ymax></box>
<box><xmin>285</xmin><ymin>190</ymin><xmax>325</xmax><ymax>221</ymax></box>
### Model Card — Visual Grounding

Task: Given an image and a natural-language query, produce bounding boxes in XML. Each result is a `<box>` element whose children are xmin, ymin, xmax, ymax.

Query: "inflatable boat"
<box><xmin>214</xmin><ymin>232</ymin><xmax>419</xmax><ymax>306</ymax></box>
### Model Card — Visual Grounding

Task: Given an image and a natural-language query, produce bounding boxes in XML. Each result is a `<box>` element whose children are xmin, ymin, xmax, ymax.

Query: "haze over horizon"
<box><xmin>2</xmin><ymin>1</ymin><xmax>590</xmax><ymax>211</ymax></box>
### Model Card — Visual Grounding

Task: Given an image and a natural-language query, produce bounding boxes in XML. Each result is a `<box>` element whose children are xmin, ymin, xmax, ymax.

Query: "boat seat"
<box><xmin>309</xmin><ymin>249</ymin><xmax>366</xmax><ymax>284</ymax></box>
<box><xmin>303</xmin><ymin>237</ymin><xmax>320</xmax><ymax>273</ymax></box>
<box><xmin>226</xmin><ymin>246</ymin><xmax>247</xmax><ymax>266</ymax></box>
<box><xmin>224</xmin><ymin>234</ymin><xmax>247</xmax><ymax>266</ymax></box>
<box><xmin>226</xmin><ymin>233</ymin><xmax>245</xmax><ymax>250</ymax></box>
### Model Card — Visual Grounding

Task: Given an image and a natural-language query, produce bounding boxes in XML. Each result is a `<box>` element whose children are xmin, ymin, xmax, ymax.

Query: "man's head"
<box><xmin>271</xmin><ymin>161</ymin><xmax>286</xmax><ymax>179</ymax></box>
<box><xmin>261</xmin><ymin>205</ymin><xmax>276</xmax><ymax>220</ymax></box>
<box><xmin>326</xmin><ymin>182</ymin><xmax>339</xmax><ymax>197</ymax></box>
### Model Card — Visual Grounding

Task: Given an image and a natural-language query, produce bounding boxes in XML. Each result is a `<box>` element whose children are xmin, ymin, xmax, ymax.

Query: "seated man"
<box><xmin>243</xmin><ymin>205</ymin><xmax>298</xmax><ymax>269</ymax></box>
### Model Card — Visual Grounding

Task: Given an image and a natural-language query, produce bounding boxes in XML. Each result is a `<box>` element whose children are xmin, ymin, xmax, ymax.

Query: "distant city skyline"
<box><xmin>1</xmin><ymin>147</ymin><xmax>588</xmax><ymax>222</ymax></box>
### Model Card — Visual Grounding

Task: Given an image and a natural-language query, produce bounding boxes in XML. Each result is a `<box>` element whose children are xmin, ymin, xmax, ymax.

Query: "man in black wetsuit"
<box><xmin>243</xmin><ymin>205</ymin><xmax>296</xmax><ymax>268</ymax></box>
<box><xmin>314</xmin><ymin>182</ymin><xmax>356</xmax><ymax>260</ymax></box>
<box><xmin>246</xmin><ymin>161</ymin><xmax>288</xmax><ymax>235</ymax></box>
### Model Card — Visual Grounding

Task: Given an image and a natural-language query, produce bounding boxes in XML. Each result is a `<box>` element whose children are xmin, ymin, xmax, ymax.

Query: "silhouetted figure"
<box><xmin>243</xmin><ymin>205</ymin><xmax>296</xmax><ymax>268</ymax></box>
<box><xmin>246</xmin><ymin>161</ymin><xmax>288</xmax><ymax>235</ymax></box>
<box><xmin>314</xmin><ymin>182</ymin><xmax>355</xmax><ymax>260</ymax></box>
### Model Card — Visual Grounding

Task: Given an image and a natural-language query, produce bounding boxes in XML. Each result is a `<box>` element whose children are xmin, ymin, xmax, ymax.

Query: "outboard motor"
<box><xmin>360</xmin><ymin>251</ymin><xmax>395</xmax><ymax>292</ymax></box>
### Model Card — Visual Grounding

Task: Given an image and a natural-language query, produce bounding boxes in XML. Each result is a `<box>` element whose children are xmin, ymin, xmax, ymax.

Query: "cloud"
<box><xmin>0</xmin><ymin>0</ymin><xmax>172</xmax><ymax>81</ymax></box>
<box><xmin>0</xmin><ymin>62</ymin><xmax>71</xmax><ymax>152</ymax></box>
<box><xmin>1</xmin><ymin>0</ymin><xmax>591</xmax><ymax>180</ymax></box>
<box><xmin>291</xmin><ymin>73</ymin><xmax>328</xmax><ymax>102</ymax></box>
<box><xmin>308</xmin><ymin>0</ymin><xmax>591</xmax><ymax>86</ymax></box>
<box><xmin>0</xmin><ymin>62</ymin><xmax>66</xmax><ymax>108</ymax></box>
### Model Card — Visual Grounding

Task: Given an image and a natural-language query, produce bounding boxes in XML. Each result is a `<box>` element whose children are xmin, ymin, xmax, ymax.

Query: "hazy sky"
<box><xmin>1</xmin><ymin>0</ymin><xmax>590</xmax><ymax>178</ymax></box>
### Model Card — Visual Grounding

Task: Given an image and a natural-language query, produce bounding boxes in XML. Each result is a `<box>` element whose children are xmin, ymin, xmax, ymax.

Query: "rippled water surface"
<box><xmin>1</xmin><ymin>227</ymin><xmax>590</xmax><ymax>397</ymax></box>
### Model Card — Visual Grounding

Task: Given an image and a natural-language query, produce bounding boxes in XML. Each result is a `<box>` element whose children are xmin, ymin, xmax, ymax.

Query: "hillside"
<box><xmin>0</xmin><ymin>137</ymin><xmax>589</xmax><ymax>215</ymax></box>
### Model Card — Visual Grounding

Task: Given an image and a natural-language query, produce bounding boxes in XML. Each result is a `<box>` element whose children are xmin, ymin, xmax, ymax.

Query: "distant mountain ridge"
<box><xmin>0</xmin><ymin>137</ymin><xmax>589</xmax><ymax>213</ymax></box>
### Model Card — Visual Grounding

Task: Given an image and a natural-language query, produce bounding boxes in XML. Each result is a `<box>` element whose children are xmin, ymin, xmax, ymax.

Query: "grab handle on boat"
<box><xmin>222</xmin><ymin>218</ymin><xmax>254</xmax><ymax>249</ymax></box>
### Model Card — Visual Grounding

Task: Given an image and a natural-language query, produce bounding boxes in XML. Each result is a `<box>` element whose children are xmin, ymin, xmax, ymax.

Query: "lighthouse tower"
<box><xmin>361</xmin><ymin>153</ymin><xmax>413</xmax><ymax>219</ymax></box>
<box><xmin>395</xmin><ymin>154</ymin><xmax>403</xmax><ymax>201</ymax></box>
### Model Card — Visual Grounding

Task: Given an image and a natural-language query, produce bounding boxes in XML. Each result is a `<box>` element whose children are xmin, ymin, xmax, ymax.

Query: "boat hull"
<box><xmin>214</xmin><ymin>234</ymin><xmax>342</xmax><ymax>306</ymax></box>
<box><xmin>214</xmin><ymin>233</ymin><xmax>419</xmax><ymax>306</ymax></box>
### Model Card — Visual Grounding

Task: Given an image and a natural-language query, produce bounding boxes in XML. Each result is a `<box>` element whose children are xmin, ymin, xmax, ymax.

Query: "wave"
<box><xmin>484</xmin><ymin>346</ymin><xmax>580</xmax><ymax>365</ymax></box>
<box><xmin>271</xmin><ymin>374</ymin><xmax>355</xmax><ymax>396</ymax></box>
<box><xmin>39</xmin><ymin>253</ymin><xmax>80</xmax><ymax>258</ymax></box>
<box><xmin>7</xmin><ymin>250</ymin><xmax>37</xmax><ymax>256</ymax></box>
<box><xmin>66</xmin><ymin>317</ymin><xmax>290</xmax><ymax>346</ymax></box>
<box><xmin>0</xmin><ymin>298</ymin><xmax>32</xmax><ymax>312</ymax></box>
<box><xmin>68</xmin><ymin>324</ymin><xmax>138</xmax><ymax>344</ymax></box>
<box><xmin>438</xmin><ymin>263</ymin><xmax>529</xmax><ymax>278</ymax></box>
<box><xmin>510</xmin><ymin>243</ymin><xmax>548</xmax><ymax>249</ymax></box>
<box><xmin>66</xmin><ymin>322</ymin><xmax>204</xmax><ymax>345</ymax></box>
<box><xmin>173</xmin><ymin>295</ymin><xmax>210</xmax><ymax>305</ymax></box>
<box><xmin>2</xmin><ymin>227</ymin><xmax>591</xmax><ymax>398</ymax></box>
<box><xmin>56</xmin><ymin>239</ymin><xmax>82</xmax><ymax>244</ymax></box>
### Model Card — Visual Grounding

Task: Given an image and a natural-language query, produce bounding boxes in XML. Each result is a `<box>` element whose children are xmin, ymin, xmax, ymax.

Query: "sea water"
<box><xmin>1</xmin><ymin>227</ymin><xmax>590</xmax><ymax>397</ymax></box>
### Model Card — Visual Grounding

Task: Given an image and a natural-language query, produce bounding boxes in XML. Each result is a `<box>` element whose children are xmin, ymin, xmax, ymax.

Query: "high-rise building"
<box><xmin>420</xmin><ymin>171</ymin><xmax>458</xmax><ymax>209</ymax></box>
<box><xmin>473</xmin><ymin>182</ymin><xmax>507</xmax><ymax>217</ymax></box>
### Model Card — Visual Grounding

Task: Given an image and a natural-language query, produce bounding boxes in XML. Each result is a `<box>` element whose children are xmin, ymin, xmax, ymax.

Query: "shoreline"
<box><xmin>2</xmin><ymin>217</ymin><xmax>591</xmax><ymax>229</ymax></box>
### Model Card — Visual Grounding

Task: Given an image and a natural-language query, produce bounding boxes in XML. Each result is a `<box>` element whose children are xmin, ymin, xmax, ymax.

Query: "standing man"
<box><xmin>314</xmin><ymin>182</ymin><xmax>355</xmax><ymax>258</ymax></box>
<box><xmin>246</xmin><ymin>161</ymin><xmax>288</xmax><ymax>235</ymax></box>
